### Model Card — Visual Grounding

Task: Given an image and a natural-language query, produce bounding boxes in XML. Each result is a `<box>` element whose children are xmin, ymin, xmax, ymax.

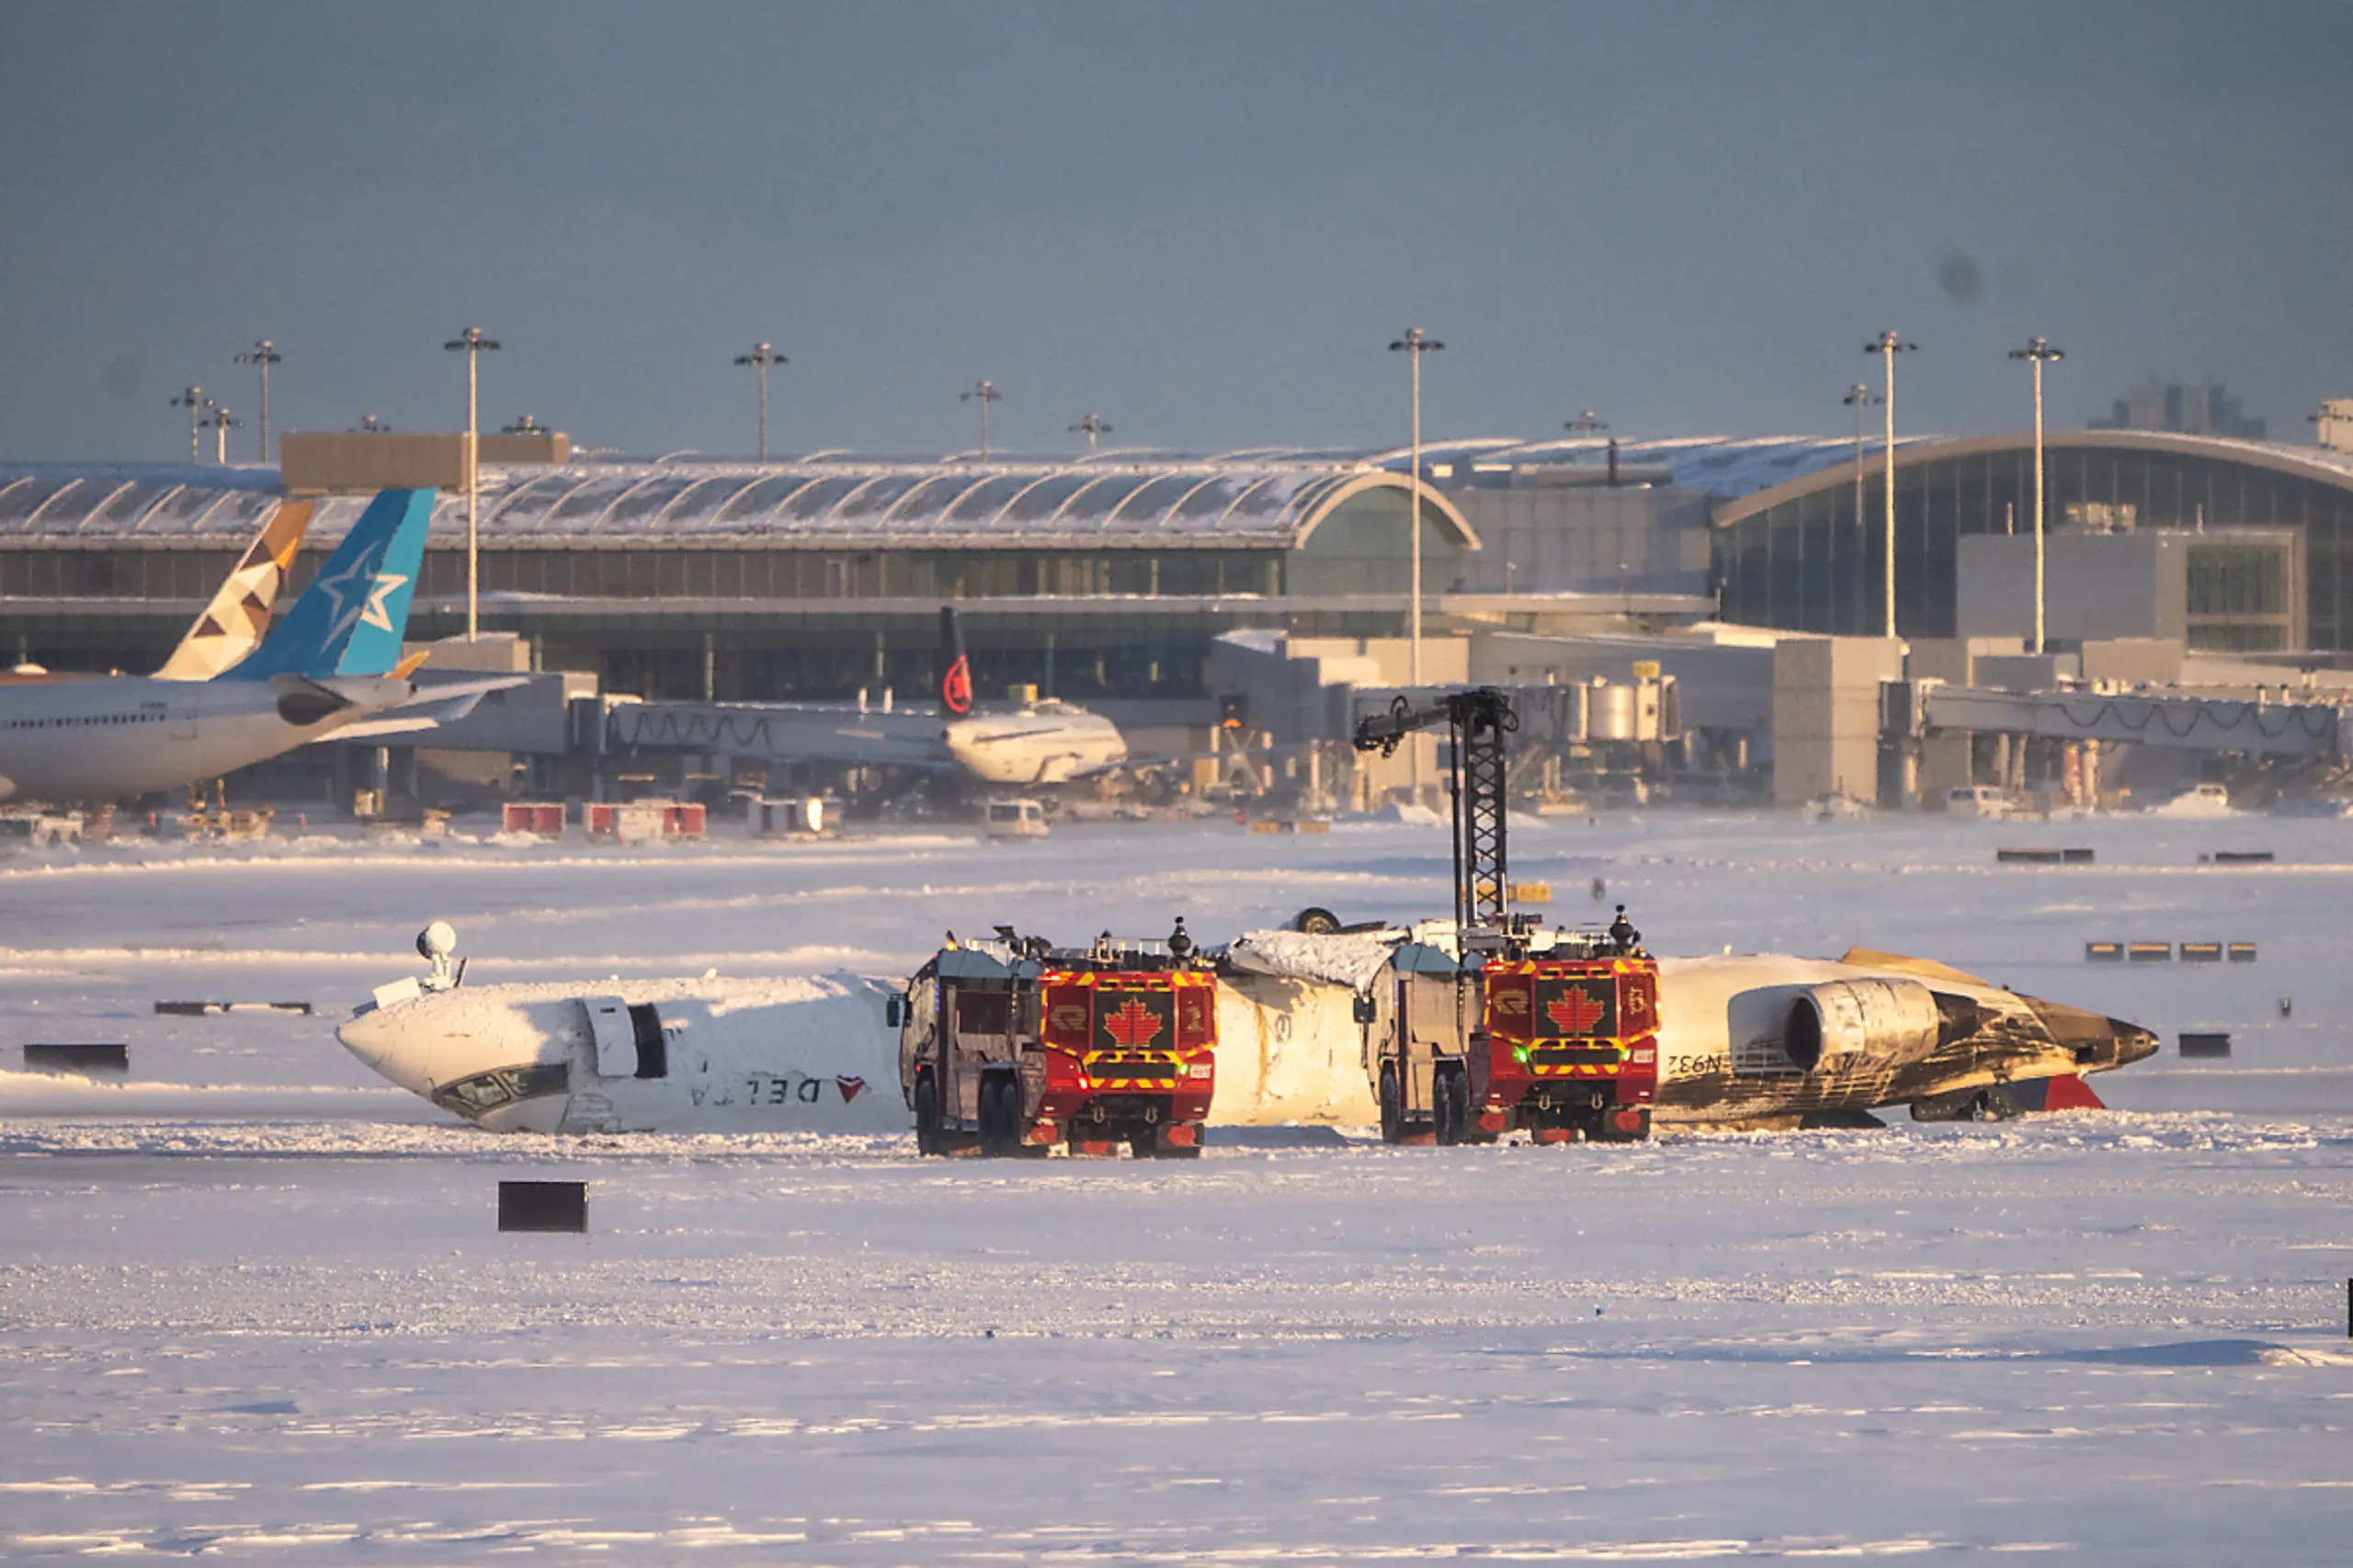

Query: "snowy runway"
<box><xmin>3</xmin><ymin>812</ymin><xmax>2350</xmax><ymax>1560</ymax></box>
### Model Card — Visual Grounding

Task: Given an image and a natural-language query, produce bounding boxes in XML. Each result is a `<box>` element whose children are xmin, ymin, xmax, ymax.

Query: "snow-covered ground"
<box><xmin>3</xmin><ymin>812</ymin><xmax>2349</xmax><ymax>1561</ymax></box>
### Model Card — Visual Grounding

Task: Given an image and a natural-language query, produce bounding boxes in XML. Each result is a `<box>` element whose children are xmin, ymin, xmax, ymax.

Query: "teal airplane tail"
<box><xmin>226</xmin><ymin>489</ymin><xmax>434</xmax><ymax>680</ymax></box>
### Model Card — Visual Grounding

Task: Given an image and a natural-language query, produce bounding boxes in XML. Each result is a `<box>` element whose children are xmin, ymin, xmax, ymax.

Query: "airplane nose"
<box><xmin>2024</xmin><ymin>997</ymin><xmax>2161</xmax><ymax>1069</ymax></box>
<box><xmin>336</xmin><ymin>1006</ymin><xmax>432</xmax><ymax>1094</ymax></box>
<box><xmin>2108</xmin><ymin>1017</ymin><xmax>2161</xmax><ymax>1066</ymax></box>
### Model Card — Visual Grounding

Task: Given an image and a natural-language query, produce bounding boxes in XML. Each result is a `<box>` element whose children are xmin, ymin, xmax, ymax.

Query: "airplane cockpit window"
<box><xmin>430</xmin><ymin>1062</ymin><xmax>572</xmax><ymax>1120</ymax></box>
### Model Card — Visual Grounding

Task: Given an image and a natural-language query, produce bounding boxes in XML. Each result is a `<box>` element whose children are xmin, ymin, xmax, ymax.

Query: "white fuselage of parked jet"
<box><xmin>943</xmin><ymin>700</ymin><xmax>1128</xmax><ymax>786</ymax></box>
<box><xmin>0</xmin><ymin>672</ymin><xmax>415</xmax><ymax>803</ymax></box>
<box><xmin>336</xmin><ymin>937</ymin><xmax>2154</xmax><ymax>1135</ymax></box>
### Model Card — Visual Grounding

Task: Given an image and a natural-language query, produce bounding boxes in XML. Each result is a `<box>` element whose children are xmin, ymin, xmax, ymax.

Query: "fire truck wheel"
<box><xmin>978</xmin><ymin>1073</ymin><xmax>1019</xmax><ymax>1157</ymax></box>
<box><xmin>1432</xmin><ymin>1067</ymin><xmax>1467</xmax><ymax>1146</ymax></box>
<box><xmin>1378</xmin><ymin>1066</ymin><xmax>1403</xmax><ymax>1143</ymax></box>
<box><xmin>914</xmin><ymin>1073</ymin><xmax>941</xmax><ymax>1156</ymax></box>
<box><xmin>1591</xmin><ymin>1106</ymin><xmax>1651</xmax><ymax>1143</ymax></box>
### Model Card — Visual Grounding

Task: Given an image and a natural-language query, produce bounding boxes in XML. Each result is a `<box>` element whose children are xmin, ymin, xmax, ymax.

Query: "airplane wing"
<box><xmin>326</xmin><ymin>676</ymin><xmax>531</xmax><ymax>741</ymax></box>
<box><xmin>1836</xmin><ymin>948</ymin><xmax>1996</xmax><ymax>988</ymax></box>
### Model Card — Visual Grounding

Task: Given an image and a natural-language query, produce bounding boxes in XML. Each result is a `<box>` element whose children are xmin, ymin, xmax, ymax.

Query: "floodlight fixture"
<box><xmin>233</xmin><ymin>340</ymin><xmax>282</xmax><ymax>462</ymax></box>
<box><xmin>1862</xmin><ymin>332</ymin><xmax>1917</xmax><ymax>638</ymax></box>
<box><xmin>444</xmin><ymin>327</ymin><xmax>502</xmax><ymax>640</ymax></box>
<box><xmin>170</xmin><ymin>385</ymin><xmax>212</xmax><ymax>460</ymax></box>
<box><xmin>733</xmin><ymin>341</ymin><xmax>788</xmax><ymax>461</ymax></box>
<box><xmin>961</xmin><ymin>380</ymin><xmax>1003</xmax><ymax>459</ymax></box>
<box><xmin>2009</xmin><ymin>337</ymin><xmax>2065</xmax><ymax>653</ymax></box>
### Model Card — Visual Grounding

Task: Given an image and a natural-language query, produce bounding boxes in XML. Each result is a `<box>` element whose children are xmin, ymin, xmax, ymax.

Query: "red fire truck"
<box><xmin>1354</xmin><ymin>688</ymin><xmax>1656</xmax><ymax>1144</ymax></box>
<box><xmin>895</xmin><ymin>924</ymin><xmax>1217</xmax><ymax>1158</ymax></box>
<box><xmin>1475</xmin><ymin>945</ymin><xmax>1658</xmax><ymax>1142</ymax></box>
<box><xmin>1369</xmin><ymin>935</ymin><xmax>1656</xmax><ymax>1144</ymax></box>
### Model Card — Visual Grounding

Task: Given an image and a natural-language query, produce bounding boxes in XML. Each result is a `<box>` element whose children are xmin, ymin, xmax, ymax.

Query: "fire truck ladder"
<box><xmin>1354</xmin><ymin>687</ymin><xmax>1519</xmax><ymax>937</ymax></box>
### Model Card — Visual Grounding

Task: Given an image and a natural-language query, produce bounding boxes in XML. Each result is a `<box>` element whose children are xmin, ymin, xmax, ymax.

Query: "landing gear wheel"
<box><xmin>1432</xmin><ymin>1067</ymin><xmax>1467</xmax><ymax>1147</ymax></box>
<box><xmin>1378</xmin><ymin>1065</ymin><xmax>1403</xmax><ymax>1144</ymax></box>
<box><xmin>1291</xmin><ymin>905</ymin><xmax>1342</xmax><ymax>936</ymax></box>
<box><xmin>914</xmin><ymin>1073</ymin><xmax>941</xmax><ymax>1156</ymax></box>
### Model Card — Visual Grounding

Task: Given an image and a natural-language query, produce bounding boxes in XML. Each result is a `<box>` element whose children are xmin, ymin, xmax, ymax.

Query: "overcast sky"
<box><xmin>2</xmin><ymin>1</ymin><xmax>2347</xmax><ymax>463</ymax></box>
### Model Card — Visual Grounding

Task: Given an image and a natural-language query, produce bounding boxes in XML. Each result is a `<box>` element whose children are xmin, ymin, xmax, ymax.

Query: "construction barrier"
<box><xmin>2179</xmin><ymin>1032</ymin><xmax>2233</xmax><ymax>1059</ymax></box>
<box><xmin>502</xmin><ymin>801</ymin><xmax>565</xmax><ymax>836</ymax></box>
<box><xmin>23</xmin><ymin>1043</ymin><xmax>128</xmax><ymax>1076</ymax></box>
<box><xmin>587</xmin><ymin>801</ymin><xmax>706</xmax><ymax>843</ymax></box>
<box><xmin>1997</xmin><ymin>846</ymin><xmax>2095</xmax><ymax>864</ymax></box>
<box><xmin>498</xmin><ymin>1180</ymin><xmax>587</xmax><ymax>1233</ymax></box>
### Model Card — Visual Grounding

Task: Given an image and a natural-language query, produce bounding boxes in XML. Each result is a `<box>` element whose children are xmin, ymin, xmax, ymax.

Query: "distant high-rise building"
<box><xmin>2311</xmin><ymin>399</ymin><xmax>2353</xmax><ymax>454</ymax></box>
<box><xmin>2091</xmin><ymin>377</ymin><xmax>2266</xmax><ymax>440</ymax></box>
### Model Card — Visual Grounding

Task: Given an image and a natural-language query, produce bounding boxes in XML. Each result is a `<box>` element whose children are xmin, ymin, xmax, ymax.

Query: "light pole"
<box><xmin>202</xmin><ymin>406</ymin><xmax>244</xmax><ymax>464</ymax></box>
<box><xmin>733</xmin><ymin>342</ymin><xmax>787</xmax><ymax>461</ymax></box>
<box><xmin>961</xmin><ymin>380</ymin><xmax>1002</xmax><ymax>459</ymax></box>
<box><xmin>1389</xmin><ymin>327</ymin><xmax>1444</xmax><ymax>685</ymax></box>
<box><xmin>1843</xmin><ymin>382</ymin><xmax>1881</xmax><ymax>635</ymax></box>
<box><xmin>170</xmin><ymin>386</ymin><xmax>211</xmax><ymax>460</ymax></box>
<box><xmin>1862</xmin><ymin>331</ymin><xmax>1916</xmax><ymax>638</ymax></box>
<box><xmin>1069</xmin><ymin>413</ymin><xmax>1113</xmax><ymax>450</ymax></box>
<box><xmin>444</xmin><ymin>326</ymin><xmax>501</xmax><ymax>641</ymax></box>
<box><xmin>233</xmin><ymin>340</ymin><xmax>281</xmax><ymax>462</ymax></box>
<box><xmin>2009</xmin><ymin>336</ymin><xmax>2064</xmax><ymax>654</ymax></box>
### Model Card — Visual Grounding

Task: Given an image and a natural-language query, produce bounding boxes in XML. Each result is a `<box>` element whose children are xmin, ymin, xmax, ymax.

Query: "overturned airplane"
<box><xmin>335</xmin><ymin>917</ymin><xmax>2155</xmax><ymax>1141</ymax></box>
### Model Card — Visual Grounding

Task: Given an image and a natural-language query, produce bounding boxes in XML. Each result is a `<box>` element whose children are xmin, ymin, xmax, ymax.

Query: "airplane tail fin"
<box><xmin>154</xmin><ymin>499</ymin><xmax>315</xmax><ymax>681</ymax></box>
<box><xmin>939</xmin><ymin>605</ymin><xmax>973</xmax><ymax>716</ymax></box>
<box><xmin>226</xmin><ymin>489</ymin><xmax>435</xmax><ymax>681</ymax></box>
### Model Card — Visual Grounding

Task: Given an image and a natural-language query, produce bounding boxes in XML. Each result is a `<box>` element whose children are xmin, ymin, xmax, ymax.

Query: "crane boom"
<box><xmin>1353</xmin><ymin>687</ymin><xmax>1519</xmax><ymax>939</ymax></box>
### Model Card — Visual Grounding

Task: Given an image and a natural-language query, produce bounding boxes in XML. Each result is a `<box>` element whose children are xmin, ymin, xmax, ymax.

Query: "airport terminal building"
<box><xmin>7</xmin><ymin>426</ymin><xmax>2353</xmax><ymax>714</ymax></box>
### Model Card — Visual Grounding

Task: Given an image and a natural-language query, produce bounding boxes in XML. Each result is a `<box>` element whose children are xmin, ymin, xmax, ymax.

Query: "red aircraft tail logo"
<box><xmin>1104</xmin><ymin>999</ymin><xmax>1165</xmax><ymax>1049</ymax></box>
<box><xmin>1546</xmin><ymin>987</ymin><xmax>1608</xmax><ymax>1035</ymax></box>
<box><xmin>942</xmin><ymin>654</ymin><xmax>972</xmax><ymax>715</ymax></box>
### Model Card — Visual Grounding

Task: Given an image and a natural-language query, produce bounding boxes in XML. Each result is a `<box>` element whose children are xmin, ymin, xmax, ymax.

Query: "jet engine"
<box><xmin>1781</xmin><ymin>979</ymin><xmax>1942</xmax><ymax>1074</ymax></box>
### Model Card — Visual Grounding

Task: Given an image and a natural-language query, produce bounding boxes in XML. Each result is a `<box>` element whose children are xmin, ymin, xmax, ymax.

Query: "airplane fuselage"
<box><xmin>944</xmin><ymin>705</ymin><xmax>1127</xmax><ymax>785</ymax></box>
<box><xmin>337</xmin><ymin>949</ymin><xmax>2156</xmax><ymax>1135</ymax></box>
<box><xmin>0</xmin><ymin>675</ymin><xmax>400</xmax><ymax>802</ymax></box>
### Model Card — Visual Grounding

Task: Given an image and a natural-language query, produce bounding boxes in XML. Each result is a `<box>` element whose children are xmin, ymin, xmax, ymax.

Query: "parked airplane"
<box><xmin>1</xmin><ymin>498</ymin><xmax>314</xmax><ymax>686</ymax></box>
<box><xmin>0</xmin><ymin>488</ymin><xmax>446</xmax><ymax>803</ymax></box>
<box><xmin>335</xmin><ymin>920</ymin><xmax>2154</xmax><ymax>1136</ymax></box>
<box><xmin>933</xmin><ymin>605</ymin><xmax>1129</xmax><ymax>785</ymax></box>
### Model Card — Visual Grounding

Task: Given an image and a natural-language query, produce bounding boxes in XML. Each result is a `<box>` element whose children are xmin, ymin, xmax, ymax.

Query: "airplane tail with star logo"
<box><xmin>224</xmin><ymin>488</ymin><xmax>435</xmax><ymax>681</ymax></box>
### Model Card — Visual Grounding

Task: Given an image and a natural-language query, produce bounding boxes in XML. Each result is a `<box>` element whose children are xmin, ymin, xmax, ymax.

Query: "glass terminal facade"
<box><xmin>0</xmin><ymin>460</ymin><xmax>1475</xmax><ymax>700</ymax></box>
<box><xmin>1713</xmin><ymin>436</ymin><xmax>2353</xmax><ymax>652</ymax></box>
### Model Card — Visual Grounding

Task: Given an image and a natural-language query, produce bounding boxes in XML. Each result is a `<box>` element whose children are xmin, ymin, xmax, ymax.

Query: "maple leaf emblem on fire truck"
<box><xmin>1104</xmin><ymin>999</ymin><xmax>1165</xmax><ymax>1049</ymax></box>
<box><xmin>1545</xmin><ymin>987</ymin><xmax>1608</xmax><ymax>1035</ymax></box>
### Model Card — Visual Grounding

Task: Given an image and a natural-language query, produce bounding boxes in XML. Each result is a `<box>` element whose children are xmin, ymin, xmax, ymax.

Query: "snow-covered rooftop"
<box><xmin>0</xmin><ymin>458</ymin><xmax>1471</xmax><ymax>551</ymax></box>
<box><xmin>8</xmin><ymin>428</ymin><xmax>2353</xmax><ymax>544</ymax></box>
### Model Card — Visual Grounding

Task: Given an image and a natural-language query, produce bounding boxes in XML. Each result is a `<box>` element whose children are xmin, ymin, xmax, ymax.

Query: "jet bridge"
<box><xmin>582</xmin><ymin>696</ymin><xmax>952</xmax><ymax>769</ymax></box>
<box><xmin>1918</xmin><ymin>683</ymin><xmax>2347</xmax><ymax>761</ymax></box>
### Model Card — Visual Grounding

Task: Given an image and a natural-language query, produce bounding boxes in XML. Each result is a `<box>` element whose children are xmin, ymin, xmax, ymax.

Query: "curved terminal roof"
<box><xmin>12</xmin><ymin>430</ymin><xmax>2353</xmax><ymax>546</ymax></box>
<box><xmin>1709</xmin><ymin>428</ymin><xmax>2353</xmax><ymax>527</ymax></box>
<box><xmin>0</xmin><ymin>458</ymin><xmax>1476</xmax><ymax>552</ymax></box>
